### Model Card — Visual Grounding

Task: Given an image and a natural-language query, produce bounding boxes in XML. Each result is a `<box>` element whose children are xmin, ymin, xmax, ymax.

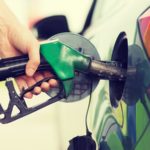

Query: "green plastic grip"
<box><xmin>40</xmin><ymin>40</ymin><xmax>91</xmax><ymax>97</ymax></box>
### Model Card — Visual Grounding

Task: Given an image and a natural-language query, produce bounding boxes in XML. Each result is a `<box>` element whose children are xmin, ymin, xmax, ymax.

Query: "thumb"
<box><xmin>26</xmin><ymin>40</ymin><xmax>40</xmax><ymax>77</ymax></box>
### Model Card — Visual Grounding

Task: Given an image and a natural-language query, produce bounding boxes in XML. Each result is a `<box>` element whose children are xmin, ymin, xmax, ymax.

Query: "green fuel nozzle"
<box><xmin>0</xmin><ymin>39</ymin><xmax>126</xmax><ymax>97</ymax></box>
<box><xmin>40</xmin><ymin>40</ymin><xmax>126</xmax><ymax>96</ymax></box>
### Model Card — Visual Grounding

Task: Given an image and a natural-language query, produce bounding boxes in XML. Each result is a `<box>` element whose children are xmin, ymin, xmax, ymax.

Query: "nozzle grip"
<box><xmin>0</xmin><ymin>55</ymin><xmax>50</xmax><ymax>81</ymax></box>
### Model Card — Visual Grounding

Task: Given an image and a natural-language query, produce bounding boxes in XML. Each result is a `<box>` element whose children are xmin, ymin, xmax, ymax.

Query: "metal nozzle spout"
<box><xmin>89</xmin><ymin>60</ymin><xmax>127</xmax><ymax>81</ymax></box>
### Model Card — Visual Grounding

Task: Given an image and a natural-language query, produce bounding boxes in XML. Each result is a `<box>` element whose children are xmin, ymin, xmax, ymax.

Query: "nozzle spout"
<box><xmin>89</xmin><ymin>60</ymin><xmax>127</xmax><ymax>80</ymax></box>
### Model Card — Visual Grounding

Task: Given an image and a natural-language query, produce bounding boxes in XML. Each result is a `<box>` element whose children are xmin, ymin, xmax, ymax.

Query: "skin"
<box><xmin>0</xmin><ymin>1</ymin><xmax>57</xmax><ymax>98</ymax></box>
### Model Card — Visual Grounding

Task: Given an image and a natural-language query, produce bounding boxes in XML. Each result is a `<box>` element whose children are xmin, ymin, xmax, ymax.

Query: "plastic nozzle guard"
<box><xmin>40</xmin><ymin>40</ymin><xmax>91</xmax><ymax>97</ymax></box>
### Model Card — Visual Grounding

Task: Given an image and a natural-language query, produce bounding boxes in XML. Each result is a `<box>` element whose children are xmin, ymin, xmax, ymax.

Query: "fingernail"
<box><xmin>26</xmin><ymin>68</ymin><xmax>35</xmax><ymax>76</ymax></box>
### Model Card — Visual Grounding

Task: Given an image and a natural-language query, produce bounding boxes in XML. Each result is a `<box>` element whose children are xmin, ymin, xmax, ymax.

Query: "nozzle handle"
<box><xmin>0</xmin><ymin>55</ymin><xmax>50</xmax><ymax>81</ymax></box>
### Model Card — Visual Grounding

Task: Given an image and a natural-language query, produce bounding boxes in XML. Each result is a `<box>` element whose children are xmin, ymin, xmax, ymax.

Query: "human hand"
<box><xmin>0</xmin><ymin>1</ymin><xmax>57</xmax><ymax>98</ymax></box>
